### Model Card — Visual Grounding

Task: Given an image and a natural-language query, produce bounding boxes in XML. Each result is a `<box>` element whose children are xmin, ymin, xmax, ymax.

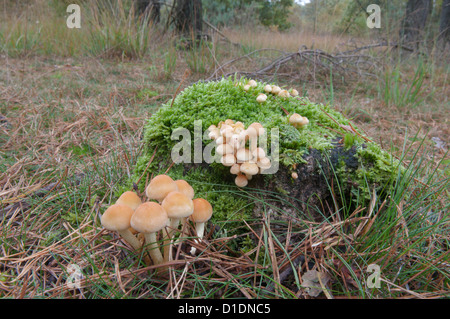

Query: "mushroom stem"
<box><xmin>195</xmin><ymin>222</ymin><xmax>206</xmax><ymax>239</ymax></box>
<box><xmin>143</xmin><ymin>232</ymin><xmax>164</xmax><ymax>265</ymax></box>
<box><xmin>190</xmin><ymin>222</ymin><xmax>206</xmax><ymax>255</ymax></box>
<box><xmin>118</xmin><ymin>229</ymin><xmax>152</xmax><ymax>265</ymax></box>
<box><xmin>163</xmin><ymin>217</ymin><xmax>181</xmax><ymax>262</ymax></box>
<box><xmin>117</xmin><ymin>229</ymin><xmax>142</xmax><ymax>251</ymax></box>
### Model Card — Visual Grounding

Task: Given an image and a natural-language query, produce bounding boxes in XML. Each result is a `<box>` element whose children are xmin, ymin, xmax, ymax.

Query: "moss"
<box><xmin>132</xmin><ymin>77</ymin><xmax>402</xmax><ymax>227</ymax></box>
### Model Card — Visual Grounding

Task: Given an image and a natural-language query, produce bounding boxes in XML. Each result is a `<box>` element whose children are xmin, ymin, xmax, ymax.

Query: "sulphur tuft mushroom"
<box><xmin>235</xmin><ymin>173</ymin><xmax>248</xmax><ymax>187</ymax></box>
<box><xmin>116</xmin><ymin>191</ymin><xmax>142</xmax><ymax>211</ymax></box>
<box><xmin>161</xmin><ymin>191</ymin><xmax>194</xmax><ymax>262</ymax></box>
<box><xmin>278</xmin><ymin>89</ymin><xmax>290</xmax><ymax>98</ymax></box>
<box><xmin>264</xmin><ymin>84</ymin><xmax>272</xmax><ymax>93</ymax></box>
<box><xmin>289</xmin><ymin>113</ymin><xmax>309</xmax><ymax>129</ymax></box>
<box><xmin>247</xmin><ymin>79</ymin><xmax>257</xmax><ymax>88</ymax></box>
<box><xmin>208</xmin><ymin>120</ymin><xmax>270</xmax><ymax>187</ymax></box>
<box><xmin>256</xmin><ymin>93</ymin><xmax>267</xmax><ymax>103</ymax></box>
<box><xmin>240</xmin><ymin>162</ymin><xmax>259</xmax><ymax>177</ymax></box>
<box><xmin>271</xmin><ymin>85</ymin><xmax>281</xmax><ymax>95</ymax></box>
<box><xmin>174</xmin><ymin>179</ymin><xmax>195</xmax><ymax>200</ymax></box>
<box><xmin>189</xmin><ymin>198</ymin><xmax>213</xmax><ymax>255</ymax></box>
<box><xmin>291</xmin><ymin>88</ymin><xmax>299</xmax><ymax>97</ymax></box>
<box><xmin>146</xmin><ymin>174</ymin><xmax>179</xmax><ymax>203</ymax></box>
<box><xmin>101</xmin><ymin>204</ymin><xmax>142</xmax><ymax>251</ymax></box>
<box><xmin>130</xmin><ymin>202</ymin><xmax>168</xmax><ymax>266</ymax></box>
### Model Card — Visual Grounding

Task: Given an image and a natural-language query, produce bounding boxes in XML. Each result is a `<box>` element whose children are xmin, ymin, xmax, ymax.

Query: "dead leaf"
<box><xmin>301</xmin><ymin>270</ymin><xmax>331</xmax><ymax>297</ymax></box>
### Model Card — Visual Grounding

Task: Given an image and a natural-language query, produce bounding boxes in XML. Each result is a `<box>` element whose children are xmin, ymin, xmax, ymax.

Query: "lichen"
<box><xmin>131</xmin><ymin>77</ymin><xmax>403</xmax><ymax>230</ymax></box>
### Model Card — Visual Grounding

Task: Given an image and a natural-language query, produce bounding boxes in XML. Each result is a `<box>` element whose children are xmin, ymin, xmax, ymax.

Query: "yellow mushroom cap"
<box><xmin>101</xmin><ymin>204</ymin><xmax>134</xmax><ymax>232</ymax></box>
<box><xmin>257</xmin><ymin>157</ymin><xmax>272</xmax><ymax>169</ymax></box>
<box><xmin>248</xmin><ymin>79</ymin><xmax>257</xmax><ymax>87</ymax></box>
<box><xmin>278</xmin><ymin>90</ymin><xmax>290</xmax><ymax>98</ymax></box>
<box><xmin>271</xmin><ymin>85</ymin><xmax>281</xmax><ymax>94</ymax></box>
<box><xmin>116</xmin><ymin>191</ymin><xmax>142</xmax><ymax>211</ymax></box>
<box><xmin>248</xmin><ymin>122</ymin><xmax>265</xmax><ymax>137</ymax></box>
<box><xmin>130</xmin><ymin>202</ymin><xmax>168</xmax><ymax>234</ymax></box>
<box><xmin>221</xmin><ymin>153</ymin><xmax>236</xmax><ymax>167</ymax></box>
<box><xmin>174</xmin><ymin>179</ymin><xmax>195</xmax><ymax>200</ymax></box>
<box><xmin>230</xmin><ymin>163</ymin><xmax>241</xmax><ymax>175</ymax></box>
<box><xmin>161</xmin><ymin>191</ymin><xmax>194</xmax><ymax>219</ymax></box>
<box><xmin>216</xmin><ymin>142</ymin><xmax>234</xmax><ymax>155</ymax></box>
<box><xmin>264</xmin><ymin>84</ymin><xmax>272</xmax><ymax>93</ymax></box>
<box><xmin>289</xmin><ymin>113</ymin><xmax>305</xmax><ymax>128</ymax></box>
<box><xmin>236</xmin><ymin>148</ymin><xmax>252</xmax><ymax>162</ymax></box>
<box><xmin>145</xmin><ymin>174</ymin><xmax>179</xmax><ymax>202</ymax></box>
<box><xmin>291</xmin><ymin>89</ymin><xmax>299</xmax><ymax>97</ymax></box>
<box><xmin>256</xmin><ymin>93</ymin><xmax>267</xmax><ymax>103</ymax></box>
<box><xmin>235</xmin><ymin>174</ymin><xmax>248</xmax><ymax>187</ymax></box>
<box><xmin>190</xmin><ymin>198</ymin><xmax>213</xmax><ymax>223</ymax></box>
<box><xmin>240</xmin><ymin>162</ymin><xmax>259</xmax><ymax>176</ymax></box>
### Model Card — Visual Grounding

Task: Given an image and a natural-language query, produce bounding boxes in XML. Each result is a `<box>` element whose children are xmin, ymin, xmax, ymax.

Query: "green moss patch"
<box><xmin>132</xmin><ymin>77</ymin><xmax>402</xmax><ymax>229</ymax></box>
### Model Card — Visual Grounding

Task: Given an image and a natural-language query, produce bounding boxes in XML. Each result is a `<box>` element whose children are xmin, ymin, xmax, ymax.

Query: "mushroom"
<box><xmin>291</xmin><ymin>88</ymin><xmax>299</xmax><ymax>97</ymax></box>
<box><xmin>271</xmin><ymin>85</ymin><xmax>281</xmax><ymax>95</ymax></box>
<box><xmin>248</xmin><ymin>79</ymin><xmax>257</xmax><ymax>88</ymax></box>
<box><xmin>289</xmin><ymin>113</ymin><xmax>308</xmax><ymax>128</ymax></box>
<box><xmin>264</xmin><ymin>84</ymin><xmax>272</xmax><ymax>93</ymax></box>
<box><xmin>257</xmin><ymin>157</ymin><xmax>272</xmax><ymax>173</ymax></box>
<box><xmin>221</xmin><ymin>153</ymin><xmax>236</xmax><ymax>166</ymax></box>
<box><xmin>235</xmin><ymin>173</ymin><xmax>248</xmax><ymax>187</ymax></box>
<box><xmin>116</xmin><ymin>191</ymin><xmax>142</xmax><ymax>211</ymax></box>
<box><xmin>189</xmin><ymin>198</ymin><xmax>213</xmax><ymax>255</ymax></box>
<box><xmin>145</xmin><ymin>174</ymin><xmax>179</xmax><ymax>203</ymax></box>
<box><xmin>216</xmin><ymin>142</ymin><xmax>234</xmax><ymax>155</ymax></box>
<box><xmin>174</xmin><ymin>179</ymin><xmax>195</xmax><ymax>240</ymax></box>
<box><xmin>252</xmin><ymin>147</ymin><xmax>266</xmax><ymax>160</ymax></box>
<box><xmin>240</xmin><ymin>162</ymin><xmax>259</xmax><ymax>177</ymax></box>
<box><xmin>161</xmin><ymin>191</ymin><xmax>194</xmax><ymax>262</ymax></box>
<box><xmin>208</xmin><ymin>128</ymin><xmax>220</xmax><ymax>140</ymax></box>
<box><xmin>236</xmin><ymin>148</ymin><xmax>252</xmax><ymax>163</ymax></box>
<box><xmin>243</xmin><ymin>84</ymin><xmax>251</xmax><ymax>91</ymax></box>
<box><xmin>101</xmin><ymin>204</ymin><xmax>142</xmax><ymax>251</ymax></box>
<box><xmin>278</xmin><ymin>89</ymin><xmax>290</xmax><ymax>98</ymax></box>
<box><xmin>115</xmin><ymin>190</ymin><xmax>142</xmax><ymax>235</ymax></box>
<box><xmin>174</xmin><ymin>179</ymin><xmax>194</xmax><ymax>200</ymax></box>
<box><xmin>230</xmin><ymin>163</ymin><xmax>241</xmax><ymax>175</ymax></box>
<box><xmin>256</xmin><ymin>93</ymin><xmax>267</xmax><ymax>103</ymax></box>
<box><xmin>130</xmin><ymin>202</ymin><xmax>168</xmax><ymax>266</ymax></box>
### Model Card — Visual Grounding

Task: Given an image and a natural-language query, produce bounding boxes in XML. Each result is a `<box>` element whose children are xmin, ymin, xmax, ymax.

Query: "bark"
<box><xmin>172</xmin><ymin>0</ymin><xmax>203</xmax><ymax>38</ymax></box>
<box><xmin>439</xmin><ymin>0</ymin><xmax>450</xmax><ymax>43</ymax></box>
<box><xmin>400</xmin><ymin>0</ymin><xmax>432</xmax><ymax>48</ymax></box>
<box><xmin>136</xmin><ymin>0</ymin><xmax>161</xmax><ymax>23</ymax></box>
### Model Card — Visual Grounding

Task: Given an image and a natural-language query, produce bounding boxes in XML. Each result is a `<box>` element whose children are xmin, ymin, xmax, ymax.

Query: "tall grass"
<box><xmin>0</xmin><ymin>0</ymin><xmax>158</xmax><ymax>58</ymax></box>
<box><xmin>379</xmin><ymin>58</ymin><xmax>430</xmax><ymax>109</ymax></box>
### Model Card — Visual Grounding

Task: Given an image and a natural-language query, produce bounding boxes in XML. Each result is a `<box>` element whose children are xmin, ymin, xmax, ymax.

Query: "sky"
<box><xmin>295</xmin><ymin>0</ymin><xmax>311</xmax><ymax>5</ymax></box>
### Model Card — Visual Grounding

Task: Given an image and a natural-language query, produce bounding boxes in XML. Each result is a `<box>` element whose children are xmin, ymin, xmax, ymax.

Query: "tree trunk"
<box><xmin>172</xmin><ymin>0</ymin><xmax>203</xmax><ymax>39</ymax></box>
<box><xmin>400</xmin><ymin>0</ymin><xmax>432</xmax><ymax>48</ymax></box>
<box><xmin>136</xmin><ymin>0</ymin><xmax>161</xmax><ymax>23</ymax></box>
<box><xmin>439</xmin><ymin>0</ymin><xmax>450</xmax><ymax>44</ymax></box>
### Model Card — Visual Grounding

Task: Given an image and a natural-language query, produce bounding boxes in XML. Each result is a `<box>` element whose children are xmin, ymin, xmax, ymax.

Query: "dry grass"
<box><xmin>0</xmin><ymin>0</ymin><xmax>449</xmax><ymax>299</ymax></box>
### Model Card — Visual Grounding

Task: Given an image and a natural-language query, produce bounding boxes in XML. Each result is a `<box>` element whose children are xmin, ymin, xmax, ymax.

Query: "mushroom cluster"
<box><xmin>100</xmin><ymin>175</ymin><xmax>213</xmax><ymax>272</ymax></box>
<box><xmin>289</xmin><ymin>113</ymin><xmax>309</xmax><ymax>128</ymax></box>
<box><xmin>238</xmin><ymin>78</ymin><xmax>301</xmax><ymax>105</ymax></box>
<box><xmin>264</xmin><ymin>83</ymin><xmax>299</xmax><ymax>98</ymax></box>
<box><xmin>208</xmin><ymin>120</ymin><xmax>272</xmax><ymax>187</ymax></box>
